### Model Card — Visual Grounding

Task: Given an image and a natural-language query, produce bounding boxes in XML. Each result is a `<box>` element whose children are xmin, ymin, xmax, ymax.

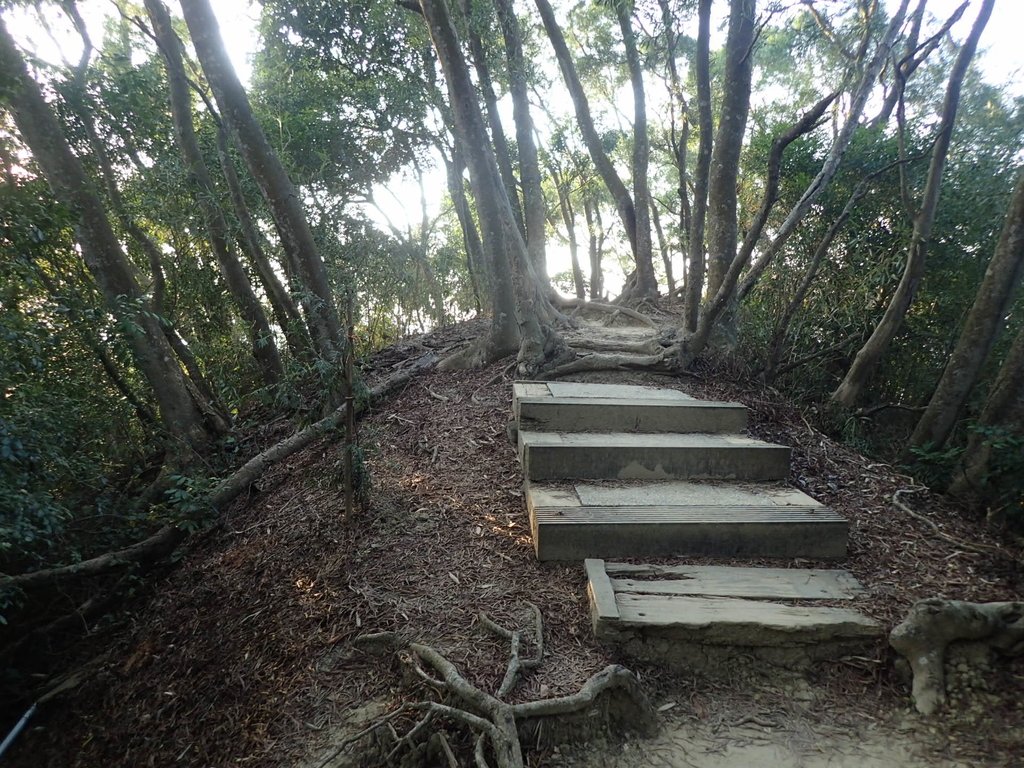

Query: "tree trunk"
<box><xmin>215</xmin><ymin>126</ymin><xmax>310</xmax><ymax>358</ymax></box>
<box><xmin>948</xmin><ymin>323</ymin><xmax>1024</xmax><ymax>502</ymax></box>
<box><xmin>147</xmin><ymin>0</ymin><xmax>283</xmax><ymax>388</ymax></box>
<box><xmin>909</xmin><ymin>170</ymin><xmax>1024</xmax><ymax>451</ymax></box>
<box><xmin>651</xmin><ymin>201</ymin><xmax>674</xmax><ymax>295</ymax></box>
<box><xmin>704</xmin><ymin>0</ymin><xmax>756</xmax><ymax>300</ymax></box>
<box><xmin>683</xmin><ymin>0</ymin><xmax>712</xmax><ymax>331</ymax></box>
<box><xmin>584</xmin><ymin>198</ymin><xmax>604</xmax><ymax>300</ymax></box>
<box><xmin>657</xmin><ymin>0</ymin><xmax>689</xmax><ymax>295</ymax></box>
<box><xmin>420</xmin><ymin>0</ymin><xmax>563</xmax><ymax>375</ymax></box>
<box><xmin>832</xmin><ymin>0</ymin><xmax>993</xmax><ymax>408</ymax></box>
<box><xmin>460</xmin><ymin>0</ymin><xmax>525</xmax><ymax>239</ymax></box>
<box><xmin>494</xmin><ymin>0</ymin><xmax>548</xmax><ymax>284</ymax></box>
<box><xmin>553</xmin><ymin>169</ymin><xmax>586</xmax><ymax>299</ymax></box>
<box><xmin>444</xmin><ymin>146</ymin><xmax>490</xmax><ymax>315</ymax></box>
<box><xmin>615</xmin><ymin>1</ymin><xmax>657</xmax><ymax>298</ymax></box>
<box><xmin>534</xmin><ymin>0</ymin><xmax>638</xmax><ymax>259</ymax></box>
<box><xmin>0</xmin><ymin>16</ymin><xmax>211</xmax><ymax>455</ymax></box>
<box><xmin>178</xmin><ymin>0</ymin><xmax>344</xmax><ymax>372</ymax></box>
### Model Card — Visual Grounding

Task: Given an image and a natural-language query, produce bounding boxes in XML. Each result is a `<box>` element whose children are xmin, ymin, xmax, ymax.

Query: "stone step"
<box><xmin>526</xmin><ymin>481</ymin><xmax>846</xmax><ymax>560</ymax></box>
<box><xmin>512</xmin><ymin>381</ymin><xmax>747</xmax><ymax>434</ymax></box>
<box><xmin>586</xmin><ymin>559</ymin><xmax>881</xmax><ymax>669</ymax></box>
<box><xmin>518</xmin><ymin>431</ymin><xmax>791</xmax><ymax>482</ymax></box>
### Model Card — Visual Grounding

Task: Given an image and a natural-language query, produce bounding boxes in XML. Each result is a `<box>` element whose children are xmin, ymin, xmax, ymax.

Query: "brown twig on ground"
<box><xmin>891</xmin><ymin>489</ymin><xmax>1006</xmax><ymax>558</ymax></box>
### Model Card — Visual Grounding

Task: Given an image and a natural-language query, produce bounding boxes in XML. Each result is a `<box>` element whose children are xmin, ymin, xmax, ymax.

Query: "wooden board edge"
<box><xmin>584</xmin><ymin>559</ymin><xmax>619</xmax><ymax>628</ymax></box>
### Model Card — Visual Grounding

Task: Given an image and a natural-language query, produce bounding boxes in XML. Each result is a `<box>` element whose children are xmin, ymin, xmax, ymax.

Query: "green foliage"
<box><xmin>967</xmin><ymin>425</ymin><xmax>1024</xmax><ymax>521</ymax></box>
<box><xmin>163</xmin><ymin>474</ymin><xmax>215</xmax><ymax>533</ymax></box>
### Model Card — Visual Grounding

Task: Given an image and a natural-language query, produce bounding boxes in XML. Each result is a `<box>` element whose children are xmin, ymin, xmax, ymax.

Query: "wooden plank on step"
<box><xmin>613</xmin><ymin>594</ymin><xmax>881</xmax><ymax>641</ymax></box>
<box><xmin>607</xmin><ymin>565</ymin><xmax>863</xmax><ymax>600</ymax></box>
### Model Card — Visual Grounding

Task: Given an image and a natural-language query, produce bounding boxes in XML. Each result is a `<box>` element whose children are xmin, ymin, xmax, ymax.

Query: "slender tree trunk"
<box><xmin>0</xmin><ymin>16</ymin><xmax>210</xmax><ymax>454</ymax></box>
<box><xmin>215</xmin><ymin>126</ymin><xmax>310</xmax><ymax>358</ymax></box>
<box><xmin>71</xmin><ymin>83</ymin><xmax>225</xmax><ymax>413</ymax></box>
<box><xmin>494</xmin><ymin>0</ymin><xmax>548</xmax><ymax>284</ymax></box>
<box><xmin>705</xmin><ymin>0</ymin><xmax>756</xmax><ymax>300</ymax></box>
<box><xmin>584</xmin><ymin>198</ymin><xmax>604</xmax><ymax>300</ymax></box>
<box><xmin>553</xmin><ymin>169</ymin><xmax>585</xmax><ymax>299</ymax></box>
<box><xmin>178</xmin><ymin>0</ymin><xmax>344</xmax><ymax>372</ymax></box>
<box><xmin>534</xmin><ymin>0</ymin><xmax>638</xmax><ymax>259</ymax></box>
<box><xmin>147</xmin><ymin>0</ymin><xmax>282</xmax><ymax>388</ymax></box>
<box><xmin>684</xmin><ymin>0</ymin><xmax>712</xmax><ymax>331</ymax></box>
<box><xmin>909</xmin><ymin>169</ymin><xmax>1024</xmax><ymax>450</ymax></box>
<box><xmin>948</xmin><ymin>323</ymin><xmax>1024</xmax><ymax>501</ymax></box>
<box><xmin>832</xmin><ymin>0</ymin><xmax>993</xmax><ymax>407</ymax></box>
<box><xmin>657</xmin><ymin>0</ymin><xmax>691</xmax><ymax>283</ymax></box>
<box><xmin>650</xmin><ymin>201</ymin><xmax>674</xmax><ymax>295</ymax></box>
<box><xmin>444</xmin><ymin>147</ymin><xmax>490</xmax><ymax>315</ymax></box>
<box><xmin>460</xmin><ymin>0</ymin><xmax>525</xmax><ymax>238</ymax></box>
<box><xmin>615</xmin><ymin>0</ymin><xmax>657</xmax><ymax>298</ymax></box>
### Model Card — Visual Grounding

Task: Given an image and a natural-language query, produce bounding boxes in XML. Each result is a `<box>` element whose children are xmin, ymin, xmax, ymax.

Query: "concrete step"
<box><xmin>526</xmin><ymin>481</ymin><xmax>846</xmax><ymax>560</ymax></box>
<box><xmin>518</xmin><ymin>431</ymin><xmax>791</xmax><ymax>482</ymax></box>
<box><xmin>586</xmin><ymin>559</ymin><xmax>881</xmax><ymax>669</ymax></box>
<box><xmin>512</xmin><ymin>381</ymin><xmax>747</xmax><ymax>434</ymax></box>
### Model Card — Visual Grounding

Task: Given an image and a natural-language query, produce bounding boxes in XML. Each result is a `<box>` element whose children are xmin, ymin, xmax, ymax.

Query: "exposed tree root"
<box><xmin>340</xmin><ymin>608</ymin><xmax>654</xmax><ymax>767</ymax></box>
<box><xmin>536</xmin><ymin>351</ymin><xmax>670</xmax><ymax>381</ymax></box>
<box><xmin>1</xmin><ymin>353</ymin><xmax>438</xmax><ymax>593</ymax></box>
<box><xmin>561</xmin><ymin>299</ymin><xmax>657</xmax><ymax>328</ymax></box>
<box><xmin>438</xmin><ymin>334</ymin><xmax>518</xmax><ymax>372</ymax></box>
<box><xmin>890</xmin><ymin>599</ymin><xmax>1024</xmax><ymax>715</ymax></box>
<box><xmin>571</xmin><ymin>336</ymin><xmax>663</xmax><ymax>355</ymax></box>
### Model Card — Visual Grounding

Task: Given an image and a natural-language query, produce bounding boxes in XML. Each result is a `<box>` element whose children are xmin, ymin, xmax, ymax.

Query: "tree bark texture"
<box><xmin>832</xmin><ymin>0</ymin><xmax>993</xmax><ymax>407</ymax></box>
<box><xmin>704</xmin><ymin>0</ymin><xmax>756</xmax><ymax>300</ymax></box>
<box><xmin>460</xmin><ymin>0</ymin><xmax>526</xmax><ymax>238</ymax></box>
<box><xmin>948</xmin><ymin>323</ymin><xmax>1024</xmax><ymax>501</ymax></box>
<box><xmin>0</xmin><ymin>16</ymin><xmax>211</xmax><ymax>453</ymax></box>
<box><xmin>584</xmin><ymin>198</ymin><xmax>604</xmax><ymax>300</ymax></box>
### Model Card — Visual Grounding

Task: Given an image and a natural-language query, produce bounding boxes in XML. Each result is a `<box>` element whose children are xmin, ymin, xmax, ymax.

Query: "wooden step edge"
<box><xmin>584</xmin><ymin>558</ymin><xmax>619</xmax><ymax>631</ymax></box>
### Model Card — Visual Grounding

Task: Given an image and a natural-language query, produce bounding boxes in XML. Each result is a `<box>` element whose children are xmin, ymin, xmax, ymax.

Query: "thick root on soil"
<box><xmin>536</xmin><ymin>351</ymin><xmax>671</xmax><ymax>381</ymax></box>
<box><xmin>338</xmin><ymin>608</ymin><xmax>654</xmax><ymax>768</ymax></box>
<box><xmin>889</xmin><ymin>598</ymin><xmax>1024</xmax><ymax>714</ymax></box>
